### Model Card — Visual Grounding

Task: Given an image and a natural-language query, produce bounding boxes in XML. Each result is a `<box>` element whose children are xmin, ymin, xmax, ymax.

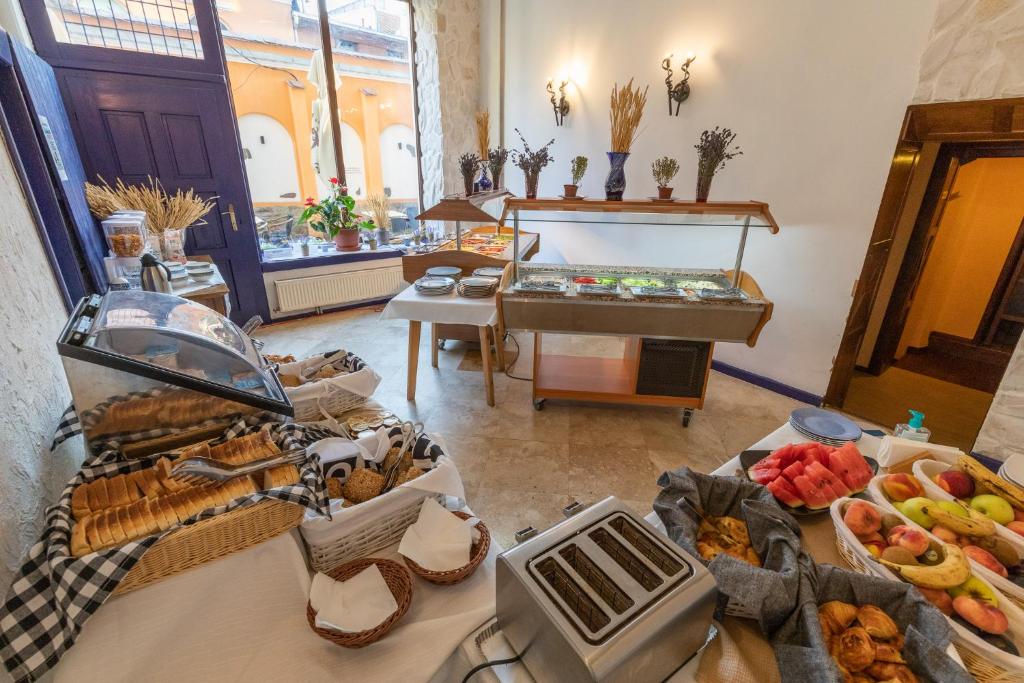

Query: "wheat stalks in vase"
<box><xmin>609</xmin><ymin>79</ymin><xmax>648</xmax><ymax>153</ymax></box>
<box><xmin>365</xmin><ymin>192</ymin><xmax>392</xmax><ymax>230</ymax></box>
<box><xmin>475</xmin><ymin>110</ymin><xmax>490</xmax><ymax>160</ymax></box>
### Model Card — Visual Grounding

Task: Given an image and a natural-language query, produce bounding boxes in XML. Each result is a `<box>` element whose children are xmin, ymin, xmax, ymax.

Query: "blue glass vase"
<box><xmin>604</xmin><ymin>151</ymin><xmax>629</xmax><ymax>200</ymax></box>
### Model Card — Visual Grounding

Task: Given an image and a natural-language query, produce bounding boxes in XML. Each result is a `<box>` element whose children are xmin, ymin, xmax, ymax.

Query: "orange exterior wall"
<box><xmin>897</xmin><ymin>157</ymin><xmax>1024</xmax><ymax>356</ymax></box>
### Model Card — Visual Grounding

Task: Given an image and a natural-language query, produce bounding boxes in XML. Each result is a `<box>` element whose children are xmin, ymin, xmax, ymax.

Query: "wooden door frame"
<box><xmin>825</xmin><ymin>97</ymin><xmax>1024</xmax><ymax>407</ymax></box>
<box><xmin>977</xmin><ymin>215</ymin><xmax>1024</xmax><ymax>345</ymax></box>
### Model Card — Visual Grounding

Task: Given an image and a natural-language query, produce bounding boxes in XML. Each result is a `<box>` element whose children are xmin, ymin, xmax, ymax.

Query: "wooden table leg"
<box><xmin>430</xmin><ymin>323</ymin><xmax>439</xmax><ymax>368</ymax></box>
<box><xmin>407</xmin><ymin>320</ymin><xmax>421</xmax><ymax>401</ymax></box>
<box><xmin>493</xmin><ymin>324</ymin><xmax>506</xmax><ymax>371</ymax></box>
<box><xmin>479</xmin><ymin>325</ymin><xmax>495</xmax><ymax>407</ymax></box>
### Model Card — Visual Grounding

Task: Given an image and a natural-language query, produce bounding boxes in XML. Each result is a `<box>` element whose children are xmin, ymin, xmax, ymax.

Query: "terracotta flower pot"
<box><xmin>657</xmin><ymin>186</ymin><xmax>674</xmax><ymax>200</ymax></box>
<box><xmin>334</xmin><ymin>229</ymin><xmax>360</xmax><ymax>252</ymax></box>
<box><xmin>563</xmin><ymin>184</ymin><xmax>578</xmax><ymax>198</ymax></box>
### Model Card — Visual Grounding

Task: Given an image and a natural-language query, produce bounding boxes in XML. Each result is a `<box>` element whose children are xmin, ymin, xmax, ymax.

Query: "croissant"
<box><xmin>865</xmin><ymin>661</ymin><xmax>918</xmax><ymax>683</ymax></box>
<box><xmin>856</xmin><ymin>605</ymin><xmax>899</xmax><ymax>640</ymax></box>
<box><xmin>819</xmin><ymin>600</ymin><xmax>858</xmax><ymax>632</ymax></box>
<box><xmin>836</xmin><ymin>627</ymin><xmax>875</xmax><ymax>673</ymax></box>
<box><xmin>874</xmin><ymin>642</ymin><xmax>905</xmax><ymax>663</ymax></box>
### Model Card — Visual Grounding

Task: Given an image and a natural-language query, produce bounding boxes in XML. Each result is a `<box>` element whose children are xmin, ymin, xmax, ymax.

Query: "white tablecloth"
<box><xmin>54</xmin><ymin>528</ymin><xmax>497</xmax><ymax>682</ymax></box>
<box><xmin>380</xmin><ymin>286</ymin><xmax>498</xmax><ymax>327</ymax></box>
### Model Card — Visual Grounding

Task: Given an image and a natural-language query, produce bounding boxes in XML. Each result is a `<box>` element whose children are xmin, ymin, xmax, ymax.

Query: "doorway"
<box><xmin>827</xmin><ymin>97</ymin><xmax>1024</xmax><ymax>452</ymax></box>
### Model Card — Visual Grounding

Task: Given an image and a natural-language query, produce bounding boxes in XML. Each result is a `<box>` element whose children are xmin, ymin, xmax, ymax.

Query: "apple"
<box><xmin>931</xmin><ymin>525</ymin><xmax>959</xmax><ymax>544</ymax></box>
<box><xmin>1013</xmin><ymin>508</ymin><xmax>1024</xmax><ymax>523</ymax></box>
<box><xmin>935</xmin><ymin>470</ymin><xmax>975</xmax><ymax>499</ymax></box>
<box><xmin>917</xmin><ymin>586</ymin><xmax>954</xmax><ymax>615</ymax></box>
<box><xmin>860</xmin><ymin>532</ymin><xmax>887</xmax><ymax>557</ymax></box>
<box><xmin>971</xmin><ymin>494</ymin><xmax>1015</xmax><ymax>525</ymax></box>
<box><xmin>900</xmin><ymin>497</ymin><xmax>937</xmax><ymax>530</ymax></box>
<box><xmin>963</xmin><ymin>546</ymin><xmax>1010</xmax><ymax>578</ymax></box>
<box><xmin>953</xmin><ymin>596</ymin><xmax>1010</xmax><ymax>635</ymax></box>
<box><xmin>949</xmin><ymin>576</ymin><xmax>999</xmax><ymax>607</ymax></box>
<box><xmin>1007</xmin><ymin>521</ymin><xmax>1024</xmax><ymax>538</ymax></box>
<box><xmin>887</xmin><ymin>525</ymin><xmax>930</xmax><ymax>556</ymax></box>
<box><xmin>935</xmin><ymin>500</ymin><xmax>969</xmax><ymax>518</ymax></box>
<box><xmin>844</xmin><ymin>500</ymin><xmax>882</xmax><ymax>537</ymax></box>
<box><xmin>882</xmin><ymin>473</ymin><xmax>925</xmax><ymax>502</ymax></box>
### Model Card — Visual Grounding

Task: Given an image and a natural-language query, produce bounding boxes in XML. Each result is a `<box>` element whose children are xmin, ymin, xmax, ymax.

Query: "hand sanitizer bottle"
<box><xmin>894</xmin><ymin>410</ymin><xmax>931</xmax><ymax>443</ymax></box>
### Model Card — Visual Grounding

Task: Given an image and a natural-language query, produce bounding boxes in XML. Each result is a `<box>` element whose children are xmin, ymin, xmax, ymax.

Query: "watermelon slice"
<box><xmin>767</xmin><ymin>478</ymin><xmax>804</xmax><ymax>508</ymax></box>
<box><xmin>751</xmin><ymin>455</ymin><xmax>782</xmax><ymax>471</ymax></box>
<box><xmin>791</xmin><ymin>475</ymin><xmax>831</xmax><ymax>509</ymax></box>
<box><xmin>806</xmin><ymin>460</ymin><xmax>851</xmax><ymax>498</ymax></box>
<box><xmin>828</xmin><ymin>446</ymin><xmax>871</xmax><ymax>493</ymax></box>
<box><xmin>771</xmin><ymin>444</ymin><xmax>798</xmax><ymax>466</ymax></box>
<box><xmin>781</xmin><ymin>461</ymin><xmax>805</xmax><ymax>481</ymax></box>
<box><xmin>750</xmin><ymin>467</ymin><xmax>781</xmax><ymax>485</ymax></box>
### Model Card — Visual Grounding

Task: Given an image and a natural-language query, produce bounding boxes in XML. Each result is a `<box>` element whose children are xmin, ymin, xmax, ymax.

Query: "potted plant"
<box><xmin>512</xmin><ymin>128</ymin><xmax>555</xmax><ymax>199</ymax></box>
<box><xmin>487</xmin><ymin>146</ymin><xmax>509</xmax><ymax>190</ymax></box>
<box><xmin>459</xmin><ymin>153</ymin><xmax>480</xmax><ymax>196</ymax></box>
<box><xmin>564</xmin><ymin>156</ymin><xmax>587</xmax><ymax>198</ymax></box>
<box><xmin>298</xmin><ymin>177</ymin><xmax>372</xmax><ymax>252</ymax></box>
<box><xmin>606</xmin><ymin>79</ymin><xmax>648</xmax><ymax>200</ymax></box>
<box><xmin>694</xmin><ymin>127</ymin><xmax>742</xmax><ymax>202</ymax></box>
<box><xmin>651</xmin><ymin>156</ymin><xmax>680</xmax><ymax>200</ymax></box>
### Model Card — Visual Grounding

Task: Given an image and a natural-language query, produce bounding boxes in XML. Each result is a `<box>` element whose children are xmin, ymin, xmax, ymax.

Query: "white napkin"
<box><xmin>308</xmin><ymin>564</ymin><xmax>398</xmax><ymax>633</ymax></box>
<box><xmin>398</xmin><ymin>498</ymin><xmax>479</xmax><ymax>572</ymax></box>
<box><xmin>875</xmin><ymin>435</ymin><xmax>964</xmax><ymax>469</ymax></box>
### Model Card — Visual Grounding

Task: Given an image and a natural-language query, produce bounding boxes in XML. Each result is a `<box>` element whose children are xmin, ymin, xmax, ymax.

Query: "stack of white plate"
<box><xmin>457</xmin><ymin>276</ymin><xmax>498</xmax><ymax>298</ymax></box>
<box><xmin>999</xmin><ymin>454</ymin><xmax>1024</xmax><ymax>487</ymax></box>
<box><xmin>426</xmin><ymin>266</ymin><xmax>461</xmax><ymax>281</ymax></box>
<box><xmin>164</xmin><ymin>261</ymin><xmax>189</xmax><ymax>288</ymax></box>
<box><xmin>185</xmin><ymin>260</ymin><xmax>215</xmax><ymax>282</ymax></box>
<box><xmin>414</xmin><ymin>276</ymin><xmax>455</xmax><ymax>295</ymax></box>
<box><xmin>472</xmin><ymin>266</ymin><xmax>504</xmax><ymax>279</ymax></box>
<box><xmin>789</xmin><ymin>407</ymin><xmax>862</xmax><ymax>445</ymax></box>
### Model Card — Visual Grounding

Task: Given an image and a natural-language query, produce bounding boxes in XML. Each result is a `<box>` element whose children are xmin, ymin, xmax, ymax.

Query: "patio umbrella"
<box><xmin>308</xmin><ymin>48</ymin><xmax>340</xmax><ymax>190</ymax></box>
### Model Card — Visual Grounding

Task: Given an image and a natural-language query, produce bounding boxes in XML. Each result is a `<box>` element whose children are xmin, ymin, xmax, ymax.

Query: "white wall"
<box><xmin>0</xmin><ymin>129</ymin><xmax>85</xmax><ymax>594</ymax></box>
<box><xmin>238</xmin><ymin>113</ymin><xmax>301</xmax><ymax>204</ymax></box>
<box><xmin>495</xmin><ymin>0</ymin><xmax>937</xmax><ymax>396</ymax></box>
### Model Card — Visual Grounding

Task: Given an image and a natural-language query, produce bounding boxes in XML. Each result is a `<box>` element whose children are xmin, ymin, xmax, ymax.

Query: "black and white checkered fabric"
<box><xmin>49</xmin><ymin>404</ymin><xmax>81</xmax><ymax>451</ymax></box>
<box><xmin>1</xmin><ymin>421</ymin><xmax>336</xmax><ymax>683</ymax></box>
<box><xmin>321</xmin><ymin>425</ymin><xmax>446</xmax><ymax>483</ymax></box>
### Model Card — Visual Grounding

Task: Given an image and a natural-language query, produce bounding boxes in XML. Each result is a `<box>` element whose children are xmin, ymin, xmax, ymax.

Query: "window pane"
<box><xmin>44</xmin><ymin>0</ymin><xmax>204</xmax><ymax>59</ymax></box>
<box><xmin>221</xmin><ymin>0</ymin><xmax>420</xmax><ymax>262</ymax></box>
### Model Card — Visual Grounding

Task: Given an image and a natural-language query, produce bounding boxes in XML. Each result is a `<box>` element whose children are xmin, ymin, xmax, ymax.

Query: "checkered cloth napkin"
<box><xmin>1</xmin><ymin>420</ymin><xmax>336</xmax><ymax>683</ymax></box>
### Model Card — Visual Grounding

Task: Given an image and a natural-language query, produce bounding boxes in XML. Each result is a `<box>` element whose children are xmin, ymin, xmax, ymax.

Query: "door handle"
<box><xmin>227</xmin><ymin>203</ymin><xmax>239</xmax><ymax>232</ymax></box>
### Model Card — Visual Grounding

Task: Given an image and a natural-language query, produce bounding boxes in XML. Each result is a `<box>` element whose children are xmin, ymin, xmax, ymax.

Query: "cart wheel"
<box><xmin>533</xmin><ymin>399</ymin><xmax>546</xmax><ymax>411</ymax></box>
<box><xmin>437</xmin><ymin>339</ymin><xmax>447</xmax><ymax>350</ymax></box>
<box><xmin>681</xmin><ymin>408</ymin><xmax>694</xmax><ymax>427</ymax></box>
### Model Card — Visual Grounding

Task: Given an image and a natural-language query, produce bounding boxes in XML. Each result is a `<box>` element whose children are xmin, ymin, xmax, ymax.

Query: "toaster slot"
<box><xmin>589</xmin><ymin>527</ymin><xmax>662</xmax><ymax>591</ymax></box>
<box><xmin>559</xmin><ymin>544</ymin><xmax>634</xmax><ymax>615</ymax></box>
<box><xmin>534</xmin><ymin>557</ymin><xmax>611</xmax><ymax>633</ymax></box>
<box><xmin>608</xmin><ymin>516</ymin><xmax>684</xmax><ymax>576</ymax></box>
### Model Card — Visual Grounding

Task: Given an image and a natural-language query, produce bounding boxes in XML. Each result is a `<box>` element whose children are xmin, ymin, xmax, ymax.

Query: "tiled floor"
<box><xmin>258</xmin><ymin>306</ymin><xmax>810</xmax><ymax>548</ymax></box>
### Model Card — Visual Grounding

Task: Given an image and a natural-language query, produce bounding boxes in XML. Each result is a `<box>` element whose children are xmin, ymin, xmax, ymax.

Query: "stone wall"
<box><xmin>976</xmin><ymin>335</ymin><xmax>1024</xmax><ymax>460</ymax></box>
<box><xmin>0</xmin><ymin>129</ymin><xmax>85</xmax><ymax>593</ymax></box>
<box><xmin>914</xmin><ymin>0</ymin><xmax>1024</xmax><ymax>103</ymax></box>
<box><xmin>412</xmin><ymin>0</ymin><xmax>480</xmax><ymax>207</ymax></box>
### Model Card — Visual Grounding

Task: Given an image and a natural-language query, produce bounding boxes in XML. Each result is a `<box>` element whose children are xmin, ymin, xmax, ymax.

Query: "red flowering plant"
<box><xmin>298</xmin><ymin>177</ymin><xmax>373</xmax><ymax>238</ymax></box>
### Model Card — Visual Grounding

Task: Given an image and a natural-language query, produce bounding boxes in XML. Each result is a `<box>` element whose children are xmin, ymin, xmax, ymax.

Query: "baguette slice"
<box><xmin>263</xmin><ymin>465</ymin><xmax>300</xmax><ymax>491</ymax></box>
<box><xmin>212</xmin><ymin>431</ymin><xmax>279</xmax><ymax>465</ymax></box>
<box><xmin>166</xmin><ymin>491</ymin><xmax>194</xmax><ymax>523</ymax></box>
<box><xmin>93</xmin><ymin>510</ymin><xmax>116</xmax><ymax>549</ymax></box>
<box><xmin>106</xmin><ymin>475</ymin><xmax>131</xmax><ymax>508</ymax></box>
<box><xmin>155</xmin><ymin>458</ymin><xmax>187</xmax><ymax>493</ymax></box>
<box><xmin>84</xmin><ymin>512</ymin><xmax>103</xmax><ymax>550</ymax></box>
<box><xmin>104</xmin><ymin>507</ymin><xmax>128</xmax><ymax>546</ymax></box>
<box><xmin>86</xmin><ymin>478</ymin><xmax>110</xmax><ymax>512</ymax></box>
<box><xmin>156</xmin><ymin>498</ymin><xmax>180</xmax><ymax>530</ymax></box>
<box><xmin>176</xmin><ymin>441</ymin><xmax>211</xmax><ymax>463</ymax></box>
<box><xmin>71</xmin><ymin>485</ymin><xmax>91</xmax><ymax>520</ymax></box>
<box><xmin>122</xmin><ymin>472</ymin><xmax>146</xmax><ymax>503</ymax></box>
<box><xmin>71</xmin><ymin>518</ymin><xmax>91</xmax><ymax>557</ymax></box>
<box><xmin>116</xmin><ymin>505</ymin><xmax>138</xmax><ymax>542</ymax></box>
<box><xmin>128</xmin><ymin>498</ymin><xmax>159</xmax><ymax>538</ymax></box>
<box><xmin>150</xmin><ymin>497</ymin><xmax>174</xmax><ymax>531</ymax></box>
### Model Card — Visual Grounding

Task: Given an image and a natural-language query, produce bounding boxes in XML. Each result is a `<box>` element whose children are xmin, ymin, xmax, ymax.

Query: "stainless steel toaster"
<box><xmin>496</xmin><ymin>497</ymin><xmax>717</xmax><ymax>683</ymax></box>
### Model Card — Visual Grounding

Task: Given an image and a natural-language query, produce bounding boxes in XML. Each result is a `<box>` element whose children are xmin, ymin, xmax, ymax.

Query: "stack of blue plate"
<box><xmin>789</xmin><ymin>407</ymin><xmax>862</xmax><ymax>445</ymax></box>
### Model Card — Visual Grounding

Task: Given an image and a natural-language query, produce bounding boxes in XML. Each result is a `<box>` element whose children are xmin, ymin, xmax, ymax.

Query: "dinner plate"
<box><xmin>460</xmin><ymin>276</ymin><xmax>498</xmax><ymax>288</ymax></box>
<box><xmin>790</xmin><ymin>407</ymin><xmax>862</xmax><ymax>442</ymax></box>
<box><xmin>1001</xmin><ymin>454</ymin><xmax>1024</xmax><ymax>487</ymax></box>
<box><xmin>739</xmin><ymin>449</ymin><xmax>879</xmax><ymax>516</ymax></box>
<box><xmin>426</xmin><ymin>266</ymin><xmax>462</xmax><ymax>280</ymax></box>
<box><xmin>789</xmin><ymin>420</ymin><xmax>850</xmax><ymax>446</ymax></box>
<box><xmin>473</xmin><ymin>267</ymin><xmax>505</xmax><ymax>278</ymax></box>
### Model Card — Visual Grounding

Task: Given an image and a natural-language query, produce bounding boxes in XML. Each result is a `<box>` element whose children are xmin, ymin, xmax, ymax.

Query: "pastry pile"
<box><xmin>818</xmin><ymin>601</ymin><xmax>919</xmax><ymax>682</ymax></box>
<box><xmin>696</xmin><ymin>515</ymin><xmax>761</xmax><ymax>567</ymax></box>
<box><xmin>69</xmin><ymin>431</ymin><xmax>300</xmax><ymax>557</ymax></box>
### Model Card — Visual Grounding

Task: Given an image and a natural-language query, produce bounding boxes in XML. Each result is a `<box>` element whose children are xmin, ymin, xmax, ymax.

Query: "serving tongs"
<box><xmin>381</xmin><ymin>421</ymin><xmax>424</xmax><ymax>493</ymax></box>
<box><xmin>170</xmin><ymin>447</ymin><xmax>307</xmax><ymax>485</ymax></box>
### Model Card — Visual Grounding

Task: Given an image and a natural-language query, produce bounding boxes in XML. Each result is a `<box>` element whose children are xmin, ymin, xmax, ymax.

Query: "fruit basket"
<box><xmin>868</xmin><ymin>473</ymin><xmax>1024</xmax><ymax>610</ymax></box>
<box><xmin>831</xmin><ymin>496</ymin><xmax>1024</xmax><ymax>681</ymax></box>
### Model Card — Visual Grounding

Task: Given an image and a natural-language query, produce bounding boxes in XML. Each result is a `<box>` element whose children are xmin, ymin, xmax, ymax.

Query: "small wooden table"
<box><xmin>174</xmin><ymin>255</ymin><xmax>231</xmax><ymax>316</ymax></box>
<box><xmin>380</xmin><ymin>286</ymin><xmax>504</xmax><ymax>407</ymax></box>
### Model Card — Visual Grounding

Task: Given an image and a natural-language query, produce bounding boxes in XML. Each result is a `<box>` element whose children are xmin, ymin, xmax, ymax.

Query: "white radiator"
<box><xmin>274</xmin><ymin>266</ymin><xmax>403</xmax><ymax>313</ymax></box>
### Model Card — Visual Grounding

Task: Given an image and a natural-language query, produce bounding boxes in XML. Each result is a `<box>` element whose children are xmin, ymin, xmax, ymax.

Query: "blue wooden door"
<box><xmin>19</xmin><ymin>0</ymin><xmax>269</xmax><ymax>323</ymax></box>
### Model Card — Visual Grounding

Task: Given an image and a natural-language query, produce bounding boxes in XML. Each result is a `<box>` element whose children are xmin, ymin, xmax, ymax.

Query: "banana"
<box><xmin>878</xmin><ymin>543</ymin><xmax>971</xmax><ymax>589</ymax></box>
<box><xmin>959</xmin><ymin>455</ymin><xmax>1024</xmax><ymax>511</ymax></box>
<box><xmin>922</xmin><ymin>500</ymin><xmax>996</xmax><ymax>537</ymax></box>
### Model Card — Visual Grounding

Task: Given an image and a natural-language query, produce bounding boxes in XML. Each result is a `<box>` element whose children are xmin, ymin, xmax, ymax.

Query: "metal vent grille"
<box><xmin>44</xmin><ymin>0</ymin><xmax>204</xmax><ymax>59</ymax></box>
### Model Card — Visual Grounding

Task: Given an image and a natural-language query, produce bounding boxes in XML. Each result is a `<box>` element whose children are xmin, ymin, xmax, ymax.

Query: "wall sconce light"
<box><xmin>546</xmin><ymin>79</ymin><xmax>570</xmax><ymax>126</ymax></box>
<box><xmin>661</xmin><ymin>52</ymin><xmax>696</xmax><ymax>116</ymax></box>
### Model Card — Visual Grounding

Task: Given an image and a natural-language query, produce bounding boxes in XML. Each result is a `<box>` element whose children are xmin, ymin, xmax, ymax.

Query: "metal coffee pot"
<box><xmin>139</xmin><ymin>253</ymin><xmax>173</xmax><ymax>293</ymax></box>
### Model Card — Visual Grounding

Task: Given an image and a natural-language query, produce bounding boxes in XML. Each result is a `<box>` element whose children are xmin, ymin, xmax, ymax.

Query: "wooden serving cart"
<box><xmin>496</xmin><ymin>198</ymin><xmax>777</xmax><ymax>426</ymax></box>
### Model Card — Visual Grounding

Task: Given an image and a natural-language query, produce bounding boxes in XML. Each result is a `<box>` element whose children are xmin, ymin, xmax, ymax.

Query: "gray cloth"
<box><xmin>654</xmin><ymin>467</ymin><xmax>813</xmax><ymax>632</ymax></box>
<box><xmin>772</xmin><ymin>564</ymin><xmax>972</xmax><ymax>683</ymax></box>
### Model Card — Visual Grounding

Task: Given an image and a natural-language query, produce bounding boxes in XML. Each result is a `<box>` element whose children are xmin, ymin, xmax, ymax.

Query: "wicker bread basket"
<box><xmin>114</xmin><ymin>499</ymin><xmax>303</xmax><ymax>595</ymax></box>
<box><xmin>831</xmin><ymin>497</ymin><xmax>1024</xmax><ymax>682</ymax></box>
<box><xmin>277</xmin><ymin>351</ymin><xmax>379</xmax><ymax>422</ymax></box>
<box><xmin>401</xmin><ymin>511</ymin><xmax>490</xmax><ymax>585</ymax></box>
<box><xmin>306</xmin><ymin>557</ymin><xmax>412</xmax><ymax>648</ymax></box>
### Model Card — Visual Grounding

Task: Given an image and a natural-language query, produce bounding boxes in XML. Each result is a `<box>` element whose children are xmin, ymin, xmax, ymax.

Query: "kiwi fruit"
<box><xmin>977</xmin><ymin>536</ymin><xmax>1021</xmax><ymax>569</ymax></box>
<box><xmin>881</xmin><ymin>546</ymin><xmax>920</xmax><ymax>566</ymax></box>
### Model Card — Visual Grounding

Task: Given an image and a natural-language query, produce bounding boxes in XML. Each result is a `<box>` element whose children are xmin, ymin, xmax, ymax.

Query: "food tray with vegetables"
<box><xmin>831</xmin><ymin>496</ymin><xmax>1024</xmax><ymax>680</ymax></box>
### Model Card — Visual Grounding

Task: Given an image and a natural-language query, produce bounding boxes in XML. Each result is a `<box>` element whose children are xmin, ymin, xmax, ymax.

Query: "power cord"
<box><xmin>460</xmin><ymin>654</ymin><xmax>523</xmax><ymax>683</ymax></box>
<box><xmin>502</xmin><ymin>332</ymin><xmax>533</xmax><ymax>382</ymax></box>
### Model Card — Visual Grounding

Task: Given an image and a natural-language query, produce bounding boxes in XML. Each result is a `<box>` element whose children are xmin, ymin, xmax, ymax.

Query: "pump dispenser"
<box><xmin>894</xmin><ymin>409</ymin><xmax>931</xmax><ymax>443</ymax></box>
